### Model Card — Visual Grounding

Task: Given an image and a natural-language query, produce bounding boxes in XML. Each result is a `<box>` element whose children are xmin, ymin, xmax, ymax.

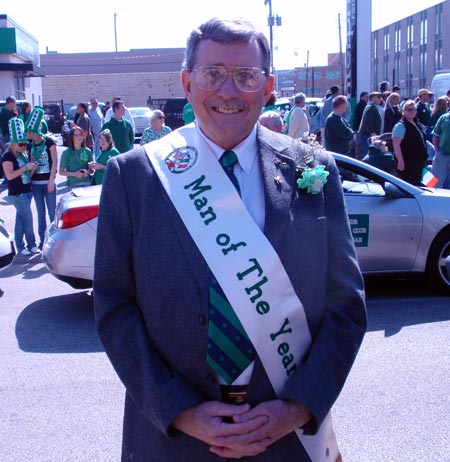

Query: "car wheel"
<box><xmin>426</xmin><ymin>229</ymin><xmax>450</xmax><ymax>294</ymax></box>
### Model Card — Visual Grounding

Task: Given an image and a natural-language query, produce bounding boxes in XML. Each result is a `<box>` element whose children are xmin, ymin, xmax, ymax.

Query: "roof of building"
<box><xmin>40</xmin><ymin>48</ymin><xmax>186</xmax><ymax>75</ymax></box>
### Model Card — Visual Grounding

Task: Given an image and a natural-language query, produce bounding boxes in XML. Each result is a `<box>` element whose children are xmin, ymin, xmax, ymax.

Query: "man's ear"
<box><xmin>181</xmin><ymin>70</ymin><xmax>192</xmax><ymax>102</ymax></box>
<box><xmin>264</xmin><ymin>74</ymin><xmax>275</xmax><ymax>104</ymax></box>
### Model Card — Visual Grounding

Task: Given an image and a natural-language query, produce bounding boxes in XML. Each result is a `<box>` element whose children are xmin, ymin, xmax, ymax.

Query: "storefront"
<box><xmin>0</xmin><ymin>15</ymin><xmax>44</xmax><ymax>105</ymax></box>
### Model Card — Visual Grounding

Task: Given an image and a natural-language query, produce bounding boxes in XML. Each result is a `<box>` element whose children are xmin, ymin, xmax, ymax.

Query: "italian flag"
<box><xmin>421</xmin><ymin>168</ymin><xmax>438</xmax><ymax>188</ymax></box>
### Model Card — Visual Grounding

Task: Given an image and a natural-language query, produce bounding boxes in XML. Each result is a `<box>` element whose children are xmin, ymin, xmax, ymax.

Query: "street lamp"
<box><xmin>114</xmin><ymin>13</ymin><xmax>118</xmax><ymax>52</ymax></box>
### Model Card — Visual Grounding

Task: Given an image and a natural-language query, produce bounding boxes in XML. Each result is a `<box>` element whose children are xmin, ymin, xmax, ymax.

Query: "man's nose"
<box><xmin>217</xmin><ymin>72</ymin><xmax>240</xmax><ymax>96</ymax></box>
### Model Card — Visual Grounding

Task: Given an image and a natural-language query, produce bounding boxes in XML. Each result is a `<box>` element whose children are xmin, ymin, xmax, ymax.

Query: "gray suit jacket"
<box><xmin>94</xmin><ymin>125</ymin><xmax>367</xmax><ymax>462</ymax></box>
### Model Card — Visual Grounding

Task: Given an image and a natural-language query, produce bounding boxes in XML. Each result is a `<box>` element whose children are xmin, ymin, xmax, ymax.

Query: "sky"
<box><xmin>1</xmin><ymin>0</ymin><xmax>443</xmax><ymax>69</ymax></box>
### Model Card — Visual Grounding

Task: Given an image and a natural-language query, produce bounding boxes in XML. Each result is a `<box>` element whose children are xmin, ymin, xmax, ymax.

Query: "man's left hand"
<box><xmin>209</xmin><ymin>399</ymin><xmax>312</xmax><ymax>458</ymax></box>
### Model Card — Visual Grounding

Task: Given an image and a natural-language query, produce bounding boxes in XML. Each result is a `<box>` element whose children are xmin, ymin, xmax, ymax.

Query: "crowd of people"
<box><xmin>259</xmin><ymin>80</ymin><xmax>450</xmax><ymax>189</ymax></box>
<box><xmin>2</xmin><ymin>63</ymin><xmax>450</xmax><ymax>262</ymax></box>
<box><xmin>0</xmin><ymin>95</ymin><xmax>174</xmax><ymax>258</ymax></box>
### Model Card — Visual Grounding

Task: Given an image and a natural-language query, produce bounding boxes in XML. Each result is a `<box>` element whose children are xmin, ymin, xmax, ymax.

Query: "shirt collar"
<box><xmin>195</xmin><ymin>122</ymin><xmax>258</xmax><ymax>175</ymax></box>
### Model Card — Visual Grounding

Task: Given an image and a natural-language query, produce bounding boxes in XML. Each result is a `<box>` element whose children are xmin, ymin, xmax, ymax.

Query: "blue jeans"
<box><xmin>8</xmin><ymin>192</ymin><xmax>37</xmax><ymax>252</ymax></box>
<box><xmin>32</xmin><ymin>183</ymin><xmax>57</xmax><ymax>247</ymax></box>
<box><xmin>432</xmin><ymin>151</ymin><xmax>450</xmax><ymax>189</ymax></box>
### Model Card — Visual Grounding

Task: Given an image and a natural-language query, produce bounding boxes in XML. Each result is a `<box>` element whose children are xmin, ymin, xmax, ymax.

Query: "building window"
<box><xmin>419</xmin><ymin>11</ymin><xmax>427</xmax><ymax>88</ymax></box>
<box><xmin>395</xmin><ymin>23</ymin><xmax>401</xmax><ymax>53</ymax></box>
<box><xmin>373</xmin><ymin>31</ymin><xmax>379</xmax><ymax>90</ymax></box>
<box><xmin>406</xmin><ymin>17</ymin><xmax>414</xmax><ymax>97</ymax></box>
<box><xmin>14</xmin><ymin>74</ymin><xmax>25</xmax><ymax>100</ymax></box>
<box><xmin>407</xmin><ymin>17</ymin><xmax>414</xmax><ymax>49</ymax></box>
<box><xmin>435</xmin><ymin>3</ymin><xmax>443</xmax><ymax>71</ymax></box>
<box><xmin>383</xmin><ymin>27</ymin><xmax>390</xmax><ymax>81</ymax></box>
<box><xmin>394</xmin><ymin>22</ymin><xmax>401</xmax><ymax>85</ymax></box>
<box><xmin>420</xmin><ymin>11</ymin><xmax>427</xmax><ymax>46</ymax></box>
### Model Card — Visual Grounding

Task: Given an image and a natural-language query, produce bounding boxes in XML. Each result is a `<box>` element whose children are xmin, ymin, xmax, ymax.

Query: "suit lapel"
<box><xmin>258</xmin><ymin>127</ymin><xmax>297</xmax><ymax>249</ymax></box>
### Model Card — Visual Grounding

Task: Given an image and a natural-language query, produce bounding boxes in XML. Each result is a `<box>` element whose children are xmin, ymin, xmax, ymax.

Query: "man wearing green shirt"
<box><xmin>432</xmin><ymin>111</ymin><xmax>450</xmax><ymax>189</ymax></box>
<box><xmin>101</xmin><ymin>101</ymin><xmax>134</xmax><ymax>153</ymax></box>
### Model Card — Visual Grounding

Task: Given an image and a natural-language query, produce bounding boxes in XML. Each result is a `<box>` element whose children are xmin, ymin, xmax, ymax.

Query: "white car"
<box><xmin>43</xmin><ymin>154</ymin><xmax>450</xmax><ymax>293</ymax></box>
<box><xmin>129</xmin><ymin>107</ymin><xmax>152</xmax><ymax>144</ymax></box>
<box><xmin>0</xmin><ymin>221</ymin><xmax>15</xmax><ymax>270</ymax></box>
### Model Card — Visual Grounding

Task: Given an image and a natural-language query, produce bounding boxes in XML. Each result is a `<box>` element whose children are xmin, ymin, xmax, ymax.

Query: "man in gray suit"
<box><xmin>94</xmin><ymin>18</ymin><xmax>366</xmax><ymax>462</ymax></box>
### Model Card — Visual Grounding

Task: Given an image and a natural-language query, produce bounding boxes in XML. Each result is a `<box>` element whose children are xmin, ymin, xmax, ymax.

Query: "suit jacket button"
<box><xmin>207</xmin><ymin>373</ymin><xmax>217</xmax><ymax>384</ymax></box>
<box><xmin>198</xmin><ymin>314</ymin><xmax>207</xmax><ymax>325</ymax></box>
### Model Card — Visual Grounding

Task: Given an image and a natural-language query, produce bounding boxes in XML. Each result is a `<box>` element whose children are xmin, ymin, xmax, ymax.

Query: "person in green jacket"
<box><xmin>89</xmin><ymin>129</ymin><xmax>120</xmax><ymax>185</ymax></box>
<box><xmin>100</xmin><ymin>100</ymin><xmax>134</xmax><ymax>153</ymax></box>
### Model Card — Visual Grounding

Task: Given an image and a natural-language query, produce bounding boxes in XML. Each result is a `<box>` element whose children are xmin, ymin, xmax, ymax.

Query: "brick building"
<box><xmin>40</xmin><ymin>49</ymin><xmax>186</xmax><ymax>108</ymax></box>
<box><xmin>372</xmin><ymin>0</ymin><xmax>450</xmax><ymax>97</ymax></box>
<box><xmin>276</xmin><ymin>53</ymin><xmax>343</xmax><ymax>98</ymax></box>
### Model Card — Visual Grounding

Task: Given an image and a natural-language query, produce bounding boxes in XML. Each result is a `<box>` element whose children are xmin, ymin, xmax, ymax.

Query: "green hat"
<box><xmin>9</xmin><ymin>117</ymin><xmax>28</xmax><ymax>143</ymax></box>
<box><xmin>25</xmin><ymin>106</ymin><xmax>45</xmax><ymax>134</ymax></box>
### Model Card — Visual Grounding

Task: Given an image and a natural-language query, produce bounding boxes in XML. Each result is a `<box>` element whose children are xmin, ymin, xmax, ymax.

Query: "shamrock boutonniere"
<box><xmin>294</xmin><ymin>135</ymin><xmax>328</xmax><ymax>194</ymax></box>
<box><xmin>296</xmin><ymin>165</ymin><xmax>329</xmax><ymax>194</ymax></box>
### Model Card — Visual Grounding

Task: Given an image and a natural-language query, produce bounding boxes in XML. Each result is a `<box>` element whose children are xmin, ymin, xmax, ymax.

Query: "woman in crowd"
<box><xmin>1</xmin><ymin>118</ymin><xmax>39</xmax><ymax>256</ymax></box>
<box><xmin>19</xmin><ymin>102</ymin><xmax>31</xmax><ymax>124</ymax></box>
<box><xmin>89</xmin><ymin>129</ymin><xmax>120</xmax><ymax>185</ymax></box>
<box><xmin>75</xmin><ymin>103</ymin><xmax>94</xmax><ymax>149</ymax></box>
<box><xmin>59</xmin><ymin>125</ymin><xmax>93</xmax><ymax>188</ymax></box>
<box><xmin>383</xmin><ymin>92</ymin><xmax>402</xmax><ymax>134</ymax></box>
<box><xmin>25</xmin><ymin>107</ymin><xmax>58</xmax><ymax>250</ymax></box>
<box><xmin>392</xmin><ymin>99</ymin><xmax>428</xmax><ymax>186</ymax></box>
<box><xmin>429</xmin><ymin>96</ymin><xmax>449</xmax><ymax>130</ymax></box>
<box><xmin>140</xmin><ymin>110</ymin><xmax>171</xmax><ymax>145</ymax></box>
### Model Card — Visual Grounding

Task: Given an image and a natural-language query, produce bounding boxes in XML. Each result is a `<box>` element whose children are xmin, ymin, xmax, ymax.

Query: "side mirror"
<box><xmin>384</xmin><ymin>181</ymin><xmax>408</xmax><ymax>198</ymax></box>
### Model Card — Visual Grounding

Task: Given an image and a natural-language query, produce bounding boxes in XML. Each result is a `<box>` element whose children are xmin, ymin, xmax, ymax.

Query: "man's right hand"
<box><xmin>172</xmin><ymin>401</ymin><xmax>270</xmax><ymax>458</ymax></box>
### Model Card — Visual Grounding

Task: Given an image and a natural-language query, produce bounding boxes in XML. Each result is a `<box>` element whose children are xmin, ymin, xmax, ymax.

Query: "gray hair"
<box><xmin>150</xmin><ymin>109</ymin><xmax>165</xmax><ymax>123</ymax></box>
<box><xmin>294</xmin><ymin>93</ymin><xmax>306</xmax><ymax>105</ymax></box>
<box><xmin>182</xmin><ymin>17</ymin><xmax>271</xmax><ymax>76</ymax></box>
<box><xmin>259</xmin><ymin>110</ymin><xmax>283</xmax><ymax>133</ymax></box>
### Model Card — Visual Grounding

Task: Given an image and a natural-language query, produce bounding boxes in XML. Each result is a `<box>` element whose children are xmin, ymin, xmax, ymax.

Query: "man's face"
<box><xmin>114</xmin><ymin>104</ymin><xmax>125</xmax><ymax>118</ymax></box>
<box><xmin>336</xmin><ymin>102</ymin><xmax>348</xmax><ymax>115</ymax></box>
<box><xmin>91</xmin><ymin>99</ymin><xmax>98</xmax><ymax>108</ymax></box>
<box><xmin>182</xmin><ymin>39</ymin><xmax>274</xmax><ymax>150</ymax></box>
<box><xmin>420</xmin><ymin>94</ymin><xmax>431</xmax><ymax>103</ymax></box>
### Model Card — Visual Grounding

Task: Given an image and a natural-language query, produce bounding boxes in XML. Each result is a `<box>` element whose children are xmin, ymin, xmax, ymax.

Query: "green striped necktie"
<box><xmin>206</xmin><ymin>151</ymin><xmax>255</xmax><ymax>384</ymax></box>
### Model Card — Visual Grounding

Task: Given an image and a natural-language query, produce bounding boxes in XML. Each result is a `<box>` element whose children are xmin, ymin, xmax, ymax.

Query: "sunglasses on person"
<box><xmin>17</xmin><ymin>142</ymin><xmax>28</xmax><ymax>147</ymax></box>
<box><xmin>158</xmin><ymin>116</ymin><xmax>165</xmax><ymax>120</ymax></box>
<box><xmin>404</xmin><ymin>108</ymin><xmax>417</xmax><ymax>112</ymax></box>
<box><xmin>192</xmin><ymin>65</ymin><xmax>267</xmax><ymax>92</ymax></box>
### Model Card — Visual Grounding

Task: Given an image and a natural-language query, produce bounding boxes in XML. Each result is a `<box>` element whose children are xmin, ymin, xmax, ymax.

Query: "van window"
<box><xmin>431</xmin><ymin>73</ymin><xmax>450</xmax><ymax>98</ymax></box>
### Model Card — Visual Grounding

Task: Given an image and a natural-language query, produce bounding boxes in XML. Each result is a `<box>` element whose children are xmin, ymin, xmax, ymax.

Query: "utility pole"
<box><xmin>114</xmin><ymin>13</ymin><xmax>118</xmax><ymax>52</ymax></box>
<box><xmin>338</xmin><ymin>13</ymin><xmax>345</xmax><ymax>93</ymax></box>
<box><xmin>305</xmin><ymin>50</ymin><xmax>310</xmax><ymax>96</ymax></box>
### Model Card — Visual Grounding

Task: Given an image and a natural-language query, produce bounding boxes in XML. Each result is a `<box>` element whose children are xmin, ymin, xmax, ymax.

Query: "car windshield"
<box><xmin>130</xmin><ymin>108</ymin><xmax>151</xmax><ymax>117</ymax></box>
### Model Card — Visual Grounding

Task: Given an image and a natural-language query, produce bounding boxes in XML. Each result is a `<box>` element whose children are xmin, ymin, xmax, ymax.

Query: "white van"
<box><xmin>430</xmin><ymin>72</ymin><xmax>450</xmax><ymax>98</ymax></box>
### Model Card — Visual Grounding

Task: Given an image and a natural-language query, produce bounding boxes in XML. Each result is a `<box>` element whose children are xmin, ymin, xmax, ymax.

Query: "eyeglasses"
<box><xmin>192</xmin><ymin>65</ymin><xmax>267</xmax><ymax>92</ymax></box>
<box><xmin>17</xmin><ymin>142</ymin><xmax>28</xmax><ymax>147</ymax></box>
<box><xmin>404</xmin><ymin>108</ymin><xmax>417</xmax><ymax>112</ymax></box>
<box><xmin>158</xmin><ymin>116</ymin><xmax>165</xmax><ymax>120</ymax></box>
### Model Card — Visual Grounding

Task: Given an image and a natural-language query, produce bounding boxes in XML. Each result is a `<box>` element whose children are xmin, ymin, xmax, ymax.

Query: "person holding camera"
<box><xmin>1</xmin><ymin>118</ymin><xmax>39</xmax><ymax>256</ymax></box>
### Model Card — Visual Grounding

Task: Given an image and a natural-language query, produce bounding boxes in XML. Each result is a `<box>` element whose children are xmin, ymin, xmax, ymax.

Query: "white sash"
<box><xmin>145</xmin><ymin>126</ymin><xmax>339</xmax><ymax>462</ymax></box>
